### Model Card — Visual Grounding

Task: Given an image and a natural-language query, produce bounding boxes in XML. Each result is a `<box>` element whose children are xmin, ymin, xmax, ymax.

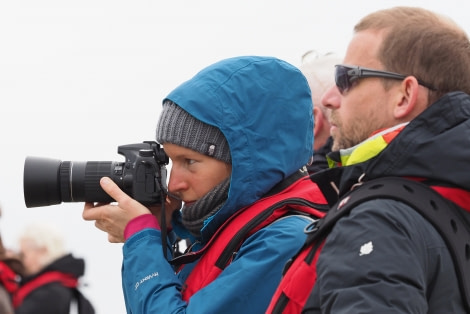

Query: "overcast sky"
<box><xmin>1</xmin><ymin>1</ymin><xmax>469</xmax><ymax>313</ymax></box>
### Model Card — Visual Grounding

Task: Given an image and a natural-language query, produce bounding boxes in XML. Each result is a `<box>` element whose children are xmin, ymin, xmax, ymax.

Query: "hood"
<box><xmin>164</xmin><ymin>56</ymin><xmax>313</xmax><ymax>240</ymax></box>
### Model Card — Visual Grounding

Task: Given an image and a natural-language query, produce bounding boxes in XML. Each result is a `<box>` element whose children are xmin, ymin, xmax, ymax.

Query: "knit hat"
<box><xmin>156</xmin><ymin>100</ymin><xmax>231</xmax><ymax>163</ymax></box>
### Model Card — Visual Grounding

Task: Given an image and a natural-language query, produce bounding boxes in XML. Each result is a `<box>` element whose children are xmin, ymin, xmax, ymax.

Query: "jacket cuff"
<box><xmin>124</xmin><ymin>214</ymin><xmax>160</xmax><ymax>240</ymax></box>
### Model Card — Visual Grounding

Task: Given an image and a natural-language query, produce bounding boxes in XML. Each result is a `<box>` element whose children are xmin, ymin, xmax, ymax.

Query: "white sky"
<box><xmin>1</xmin><ymin>1</ymin><xmax>469</xmax><ymax>313</ymax></box>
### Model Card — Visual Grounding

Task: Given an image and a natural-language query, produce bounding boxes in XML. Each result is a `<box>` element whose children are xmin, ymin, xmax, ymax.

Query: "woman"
<box><xmin>83</xmin><ymin>56</ymin><xmax>326</xmax><ymax>313</ymax></box>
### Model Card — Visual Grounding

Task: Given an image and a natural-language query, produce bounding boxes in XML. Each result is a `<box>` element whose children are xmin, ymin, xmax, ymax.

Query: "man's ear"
<box><xmin>394</xmin><ymin>76</ymin><xmax>420</xmax><ymax>119</ymax></box>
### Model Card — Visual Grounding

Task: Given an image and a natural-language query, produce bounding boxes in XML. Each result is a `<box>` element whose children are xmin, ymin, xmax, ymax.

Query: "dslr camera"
<box><xmin>23</xmin><ymin>141</ymin><xmax>169</xmax><ymax>208</ymax></box>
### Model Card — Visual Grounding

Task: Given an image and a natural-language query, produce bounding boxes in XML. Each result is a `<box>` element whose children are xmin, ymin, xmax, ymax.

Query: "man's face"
<box><xmin>322</xmin><ymin>30</ymin><xmax>399</xmax><ymax>151</ymax></box>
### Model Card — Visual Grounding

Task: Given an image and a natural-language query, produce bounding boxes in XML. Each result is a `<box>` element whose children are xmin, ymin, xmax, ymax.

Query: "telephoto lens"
<box><xmin>23</xmin><ymin>157</ymin><xmax>121</xmax><ymax>208</ymax></box>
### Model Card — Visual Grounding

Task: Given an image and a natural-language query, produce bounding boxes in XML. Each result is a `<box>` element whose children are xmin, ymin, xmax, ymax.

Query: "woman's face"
<box><xmin>163</xmin><ymin>143</ymin><xmax>231</xmax><ymax>206</ymax></box>
<box><xmin>19</xmin><ymin>239</ymin><xmax>45</xmax><ymax>275</ymax></box>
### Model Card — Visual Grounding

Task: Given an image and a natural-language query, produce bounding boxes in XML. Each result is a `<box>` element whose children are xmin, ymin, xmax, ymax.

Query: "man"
<box><xmin>299</xmin><ymin>51</ymin><xmax>341</xmax><ymax>173</ymax></box>
<box><xmin>268</xmin><ymin>6</ymin><xmax>470</xmax><ymax>313</ymax></box>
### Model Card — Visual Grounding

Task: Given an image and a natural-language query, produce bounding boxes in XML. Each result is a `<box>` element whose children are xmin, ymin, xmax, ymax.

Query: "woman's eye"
<box><xmin>186</xmin><ymin>159</ymin><xmax>196</xmax><ymax>165</ymax></box>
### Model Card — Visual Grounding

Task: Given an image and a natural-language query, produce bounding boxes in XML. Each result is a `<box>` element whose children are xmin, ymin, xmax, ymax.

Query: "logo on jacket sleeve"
<box><xmin>135</xmin><ymin>272</ymin><xmax>159</xmax><ymax>290</ymax></box>
<box><xmin>359</xmin><ymin>241</ymin><xmax>373</xmax><ymax>256</ymax></box>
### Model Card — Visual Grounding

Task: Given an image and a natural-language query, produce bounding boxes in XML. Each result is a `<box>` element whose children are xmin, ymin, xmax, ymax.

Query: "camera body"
<box><xmin>24</xmin><ymin>141</ymin><xmax>169</xmax><ymax>208</ymax></box>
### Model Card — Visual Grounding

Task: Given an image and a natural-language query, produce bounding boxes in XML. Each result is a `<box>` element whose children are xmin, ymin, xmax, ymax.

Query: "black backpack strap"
<box><xmin>304</xmin><ymin>177</ymin><xmax>470</xmax><ymax>312</ymax></box>
<box><xmin>71</xmin><ymin>288</ymin><xmax>95</xmax><ymax>314</ymax></box>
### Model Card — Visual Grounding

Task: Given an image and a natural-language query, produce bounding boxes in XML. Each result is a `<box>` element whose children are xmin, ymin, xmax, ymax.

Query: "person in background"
<box><xmin>13</xmin><ymin>222</ymin><xmax>94</xmax><ymax>314</ymax></box>
<box><xmin>82</xmin><ymin>56</ymin><xmax>327</xmax><ymax>313</ymax></box>
<box><xmin>300</xmin><ymin>50</ymin><xmax>342</xmax><ymax>173</ymax></box>
<box><xmin>268</xmin><ymin>6</ymin><xmax>470</xmax><ymax>313</ymax></box>
<box><xmin>0</xmin><ymin>206</ymin><xmax>23</xmax><ymax>314</ymax></box>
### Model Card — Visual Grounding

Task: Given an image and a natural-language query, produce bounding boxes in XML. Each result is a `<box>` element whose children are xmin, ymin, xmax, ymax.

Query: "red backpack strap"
<box><xmin>267</xmin><ymin>240</ymin><xmax>324</xmax><ymax>314</ymax></box>
<box><xmin>13</xmin><ymin>271</ymin><xmax>78</xmax><ymax>308</ymax></box>
<box><xmin>180</xmin><ymin>176</ymin><xmax>327</xmax><ymax>301</ymax></box>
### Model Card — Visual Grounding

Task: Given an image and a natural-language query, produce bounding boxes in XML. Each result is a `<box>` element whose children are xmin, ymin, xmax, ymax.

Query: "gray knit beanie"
<box><xmin>156</xmin><ymin>100</ymin><xmax>231</xmax><ymax>163</ymax></box>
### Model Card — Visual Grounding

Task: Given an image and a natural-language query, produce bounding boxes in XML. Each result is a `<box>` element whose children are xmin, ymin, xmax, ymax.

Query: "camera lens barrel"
<box><xmin>59</xmin><ymin>161</ymin><xmax>119</xmax><ymax>203</ymax></box>
<box><xmin>23</xmin><ymin>157</ymin><xmax>121</xmax><ymax>208</ymax></box>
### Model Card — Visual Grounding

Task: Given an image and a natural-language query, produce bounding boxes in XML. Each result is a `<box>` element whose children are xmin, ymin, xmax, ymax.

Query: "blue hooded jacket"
<box><xmin>121</xmin><ymin>56</ymin><xmax>316</xmax><ymax>313</ymax></box>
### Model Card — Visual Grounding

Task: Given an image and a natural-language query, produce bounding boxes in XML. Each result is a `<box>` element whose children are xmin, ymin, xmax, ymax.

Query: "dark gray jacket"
<box><xmin>306</xmin><ymin>92</ymin><xmax>470</xmax><ymax>313</ymax></box>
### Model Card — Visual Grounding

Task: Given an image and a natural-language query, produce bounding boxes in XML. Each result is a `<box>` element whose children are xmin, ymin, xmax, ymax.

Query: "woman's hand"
<box><xmin>82</xmin><ymin>177</ymin><xmax>152</xmax><ymax>243</ymax></box>
<box><xmin>82</xmin><ymin>177</ymin><xmax>182</xmax><ymax>243</ymax></box>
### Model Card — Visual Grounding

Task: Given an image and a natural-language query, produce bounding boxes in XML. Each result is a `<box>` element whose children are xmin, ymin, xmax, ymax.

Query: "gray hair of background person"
<box><xmin>300</xmin><ymin>50</ymin><xmax>342</xmax><ymax>105</ymax></box>
<box><xmin>19</xmin><ymin>222</ymin><xmax>67</xmax><ymax>270</ymax></box>
<box><xmin>300</xmin><ymin>50</ymin><xmax>342</xmax><ymax>151</ymax></box>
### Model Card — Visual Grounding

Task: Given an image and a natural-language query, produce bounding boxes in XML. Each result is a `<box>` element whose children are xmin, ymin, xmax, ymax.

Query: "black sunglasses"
<box><xmin>335</xmin><ymin>64</ymin><xmax>436</xmax><ymax>94</ymax></box>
